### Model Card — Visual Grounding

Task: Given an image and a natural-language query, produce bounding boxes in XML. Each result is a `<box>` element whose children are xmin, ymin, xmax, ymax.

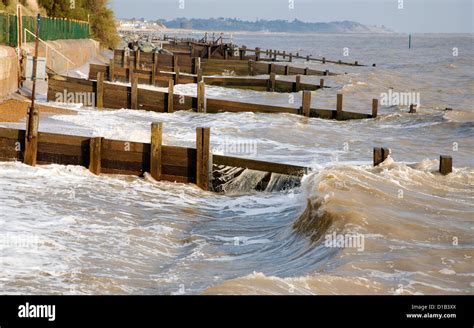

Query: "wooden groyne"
<box><xmin>113</xmin><ymin>49</ymin><xmax>338</xmax><ymax>77</ymax></box>
<box><xmin>0</xmin><ymin>126</ymin><xmax>307</xmax><ymax>192</ymax></box>
<box><xmin>88</xmin><ymin>63</ymin><xmax>326</xmax><ymax>92</ymax></box>
<box><xmin>128</xmin><ymin>34</ymin><xmax>371</xmax><ymax>66</ymax></box>
<box><xmin>47</xmin><ymin>74</ymin><xmax>376</xmax><ymax>120</ymax></box>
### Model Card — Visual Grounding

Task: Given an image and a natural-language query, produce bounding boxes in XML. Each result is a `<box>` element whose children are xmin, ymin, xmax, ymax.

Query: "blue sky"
<box><xmin>110</xmin><ymin>0</ymin><xmax>473</xmax><ymax>33</ymax></box>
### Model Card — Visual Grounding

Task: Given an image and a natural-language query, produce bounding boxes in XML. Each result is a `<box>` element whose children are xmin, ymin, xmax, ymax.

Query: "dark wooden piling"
<box><xmin>197</xmin><ymin>68</ymin><xmax>203</xmax><ymax>82</ymax></box>
<box><xmin>439</xmin><ymin>155</ymin><xmax>452</xmax><ymax>175</ymax></box>
<box><xmin>409</xmin><ymin>104</ymin><xmax>417</xmax><ymax>113</ymax></box>
<box><xmin>240</xmin><ymin>45</ymin><xmax>247</xmax><ymax>60</ymax></box>
<box><xmin>320</xmin><ymin>79</ymin><xmax>324</xmax><ymax>88</ymax></box>
<box><xmin>372</xmin><ymin>99</ymin><xmax>379</xmax><ymax>118</ymax></box>
<box><xmin>196</xmin><ymin>127</ymin><xmax>211</xmax><ymax>191</ymax></box>
<box><xmin>96</xmin><ymin>72</ymin><xmax>104</xmax><ymax>109</ymax></box>
<box><xmin>150</xmin><ymin>122</ymin><xmax>163</xmax><ymax>180</ymax></box>
<box><xmin>24</xmin><ymin>105</ymin><xmax>39</xmax><ymax>166</ymax></box>
<box><xmin>373</xmin><ymin>147</ymin><xmax>390</xmax><ymax>166</ymax></box>
<box><xmin>302</xmin><ymin>91</ymin><xmax>312</xmax><ymax>117</ymax></box>
<box><xmin>151</xmin><ymin>62</ymin><xmax>156</xmax><ymax>86</ymax></box>
<box><xmin>285</xmin><ymin>65</ymin><xmax>290</xmax><ymax>75</ymax></box>
<box><xmin>167</xmin><ymin>79</ymin><xmax>174</xmax><ymax>113</ymax></box>
<box><xmin>268</xmin><ymin>73</ymin><xmax>276</xmax><ymax>92</ymax></box>
<box><xmin>131</xmin><ymin>77</ymin><xmax>138</xmax><ymax>109</ymax></box>
<box><xmin>336</xmin><ymin>94</ymin><xmax>343</xmax><ymax>120</ymax></box>
<box><xmin>89</xmin><ymin>137</ymin><xmax>103</xmax><ymax>175</ymax></box>
<box><xmin>294</xmin><ymin>75</ymin><xmax>301</xmax><ymax>92</ymax></box>
<box><xmin>248</xmin><ymin>60</ymin><xmax>254</xmax><ymax>76</ymax></box>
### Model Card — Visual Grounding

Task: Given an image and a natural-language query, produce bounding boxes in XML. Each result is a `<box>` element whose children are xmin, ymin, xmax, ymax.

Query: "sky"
<box><xmin>109</xmin><ymin>0</ymin><xmax>474</xmax><ymax>33</ymax></box>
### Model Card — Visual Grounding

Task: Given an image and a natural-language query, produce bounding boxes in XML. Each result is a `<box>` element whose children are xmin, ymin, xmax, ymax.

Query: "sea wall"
<box><xmin>0</xmin><ymin>46</ymin><xmax>19</xmax><ymax>101</ymax></box>
<box><xmin>0</xmin><ymin>39</ymin><xmax>101</xmax><ymax>100</ymax></box>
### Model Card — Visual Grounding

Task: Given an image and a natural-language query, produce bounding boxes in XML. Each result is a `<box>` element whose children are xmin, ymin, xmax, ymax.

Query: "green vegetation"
<box><xmin>38</xmin><ymin>0</ymin><xmax>119</xmax><ymax>48</ymax></box>
<box><xmin>1</xmin><ymin>0</ymin><xmax>119</xmax><ymax>48</ymax></box>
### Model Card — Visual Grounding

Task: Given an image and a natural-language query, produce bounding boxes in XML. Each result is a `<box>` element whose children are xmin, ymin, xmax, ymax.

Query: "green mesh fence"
<box><xmin>0</xmin><ymin>13</ymin><xmax>90</xmax><ymax>46</ymax></box>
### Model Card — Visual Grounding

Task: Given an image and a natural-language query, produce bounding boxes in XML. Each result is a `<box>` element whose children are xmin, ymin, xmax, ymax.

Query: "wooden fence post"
<box><xmin>197</xmin><ymin>81</ymin><xmax>206</xmax><ymax>113</ymax></box>
<box><xmin>302</xmin><ymin>91</ymin><xmax>311</xmax><ymax>117</ymax></box>
<box><xmin>336</xmin><ymin>93</ymin><xmax>343</xmax><ymax>120</ymax></box>
<box><xmin>269</xmin><ymin>63</ymin><xmax>274</xmax><ymax>74</ymax></box>
<box><xmin>175</xmin><ymin>67</ymin><xmax>180</xmax><ymax>84</ymax></box>
<box><xmin>439</xmin><ymin>155</ymin><xmax>452</xmax><ymax>175</ymax></box>
<box><xmin>372</xmin><ymin>99</ymin><xmax>379</xmax><ymax>118</ymax></box>
<box><xmin>289</xmin><ymin>53</ymin><xmax>293</xmax><ymax>62</ymax></box>
<box><xmin>285</xmin><ymin>65</ymin><xmax>290</xmax><ymax>75</ymax></box>
<box><xmin>89</xmin><ymin>137</ymin><xmax>103</xmax><ymax>175</ymax></box>
<box><xmin>409</xmin><ymin>104</ymin><xmax>417</xmax><ymax>113</ymax></box>
<box><xmin>196</xmin><ymin>127</ymin><xmax>211</xmax><ymax>191</ymax></box>
<box><xmin>167</xmin><ymin>79</ymin><xmax>174</xmax><ymax>113</ymax></box>
<box><xmin>320</xmin><ymin>79</ymin><xmax>324</xmax><ymax>88</ymax></box>
<box><xmin>96</xmin><ymin>72</ymin><xmax>104</xmax><ymax>109</ymax></box>
<box><xmin>131</xmin><ymin>77</ymin><xmax>138</xmax><ymax>109</ymax></box>
<box><xmin>24</xmin><ymin>105</ymin><xmax>39</xmax><ymax>166</ymax></box>
<box><xmin>150</xmin><ymin>122</ymin><xmax>163</xmax><ymax>180</ymax></box>
<box><xmin>322</xmin><ymin>57</ymin><xmax>326</xmax><ymax>64</ymax></box>
<box><xmin>109</xmin><ymin>58</ymin><xmax>115</xmax><ymax>82</ymax></box>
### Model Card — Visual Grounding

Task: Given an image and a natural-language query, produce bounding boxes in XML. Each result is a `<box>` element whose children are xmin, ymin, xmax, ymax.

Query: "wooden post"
<box><xmin>150</xmin><ymin>122</ymin><xmax>163</xmax><ymax>180</ymax></box>
<box><xmin>128</xmin><ymin>65</ymin><xmax>134</xmax><ymax>83</ymax></box>
<box><xmin>294</xmin><ymin>75</ymin><xmax>301</xmax><ymax>92</ymax></box>
<box><xmin>372</xmin><ymin>99</ymin><xmax>379</xmax><ymax>118</ymax></box>
<box><xmin>96</xmin><ymin>72</ymin><xmax>104</xmax><ymax>109</ymax></box>
<box><xmin>285</xmin><ymin>65</ymin><xmax>290</xmax><ymax>75</ymax></box>
<box><xmin>289</xmin><ymin>53</ymin><xmax>293</xmax><ymax>62</ymax></box>
<box><xmin>167</xmin><ymin>79</ymin><xmax>174</xmax><ymax>113</ymax></box>
<box><xmin>373</xmin><ymin>147</ymin><xmax>383</xmax><ymax>166</ymax></box>
<box><xmin>439</xmin><ymin>156</ymin><xmax>452</xmax><ymax>175</ymax></box>
<box><xmin>282</xmin><ymin>51</ymin><xmax>286</xmax><ymax>59</ymax></box>
<box><xmin>194</xmin><ymin>57</ymin><xmax>201</xmax><ymax>74</ymax></box>
<box><xmin>240</xmin><ymin>45</ymin><xmax>246</xmax><ymax>60</ymax></box>
<box><xmin>409</xmin><ymin>104</ymin><xmax>417</xmax><ymax>113</ymax></box>
<box><xmin>89</xmin><ymin>137</ymin><xmax>103</xmax><ymax>175</ymax></box>
<box><xmin>268</xmin><ymin>73</ymin><xmax>276</xmax><ymax>92</ymax></box>
<box><xmin>302</xmin><ymin>91</ymin><xmax>311</xmax><ymax>117</ymax></box>
<box><xmin>17</xmin><ymin>5</ymin><xmax>22</xmax><ymax>47</ymax></box>
<box><xmin>24</xmin><ymin>105</ymin><xmax>39</xmax><ymax>166</ymax></box>
<box><xmin>151</xmin><ymin>62</ymin><xmax>156</xmax><ymax>86</ymax></box>
<box><xmin>123</xmin><ymin>50</ymin><xmax>129</xmax><ymax>68</ymax></box>
<box><xmin>197</xmin><ymin>68</ymin><xmax>203</xmax><ymax>83</ymax></box>
<box><xmin>355</xmin><ymin>61</ymin><xmax>359</xmax><ymax>66</ymax></box>
<box><xmin>336</xmin><ymin>93</ymin><xmax>343</xmax><ymax>120</ymax></box>
<box><xmin>135</xmin><ymin>49</ymin><xmax>141</xmax><ymax>70</ymax></box>
<box><xmin>322</xmin><ymin>57</ymin><xmax>326</xmax><ymax>64</ymax></box>
<box><xmin>255</xmin><ymin>47</ymin><xmax>261</xmax><ymax>61</ymax></box>
<box><xmin>306</xmin><ymin>55</ymin><xmax>310</xmax><ymax>62</ymax></box>
<box><xmin>175</xmin><ymin>67</ymin><xmax>180</xmax><ymax>84</ymax></box>
<box><xmin>196</xmin><ymin>127</ymin><xmax>211</xmax><ymax>191</ymax></box>
<box><xmin>374</xmin><ymin>147</ymin><xmax>390</xmax><ymax>166</ymax></box>
<box><xmin>131</xmin><ymin>77</ymin><xmax>138</xmax><ymax>110</ymax></box>
<box><xmin>269</xmin><ymin>63</ymin><xmax>274</xmax><ymax>74</ymax></box>
<box><xmin>197</xmin><ymin>81</ymin><xmax>206</xmax><ymax>113</ymax></box>
<box><xmin>248</xmin><ymin>60</ymin><xmax>254</xmax><ymax>76</ymax></box>
<box><xmin>324</xmin><ymin>70</ymin><xmax>329</xmax><ymax>76</ymax></box>
<box><xmin>173</xmin><ymin>55</ymin><xmax>179</xmax><ymax>74</ymax></box>
<box><xmin>320</xmin><ymin>79</ymin><xmax>324</xmax><ymax>88</ymax></box>
<box><xmin>109</xmin><ymin>58</ymin><xmax>115</xmax><ymax>82</ymax></box>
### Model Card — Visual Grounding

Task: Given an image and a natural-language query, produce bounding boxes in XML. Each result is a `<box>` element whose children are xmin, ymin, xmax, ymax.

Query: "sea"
<box><xmin>0</xmin><ymin>32</ymin><xmax>473</xmax><ymax>294</ymax></box>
